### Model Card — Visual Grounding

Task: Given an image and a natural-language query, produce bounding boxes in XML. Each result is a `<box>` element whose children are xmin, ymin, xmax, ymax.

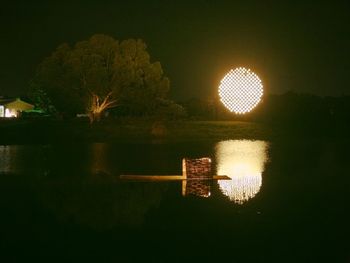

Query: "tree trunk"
<box><xmin>89</xmin><ymin>112</ymin><xmax>101</xmax><ymax>124</ymax></box>
<box><xmin>88</xmin><ymin>92</ymin><xmax>117</xmax><ymax>124</ymax></box>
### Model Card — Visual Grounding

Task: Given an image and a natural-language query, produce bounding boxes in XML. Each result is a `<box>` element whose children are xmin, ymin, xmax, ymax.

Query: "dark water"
<box><xmin>0</xmin><ymin>140</ymin><xmax>349</xmax><ymax>262</ymax></box>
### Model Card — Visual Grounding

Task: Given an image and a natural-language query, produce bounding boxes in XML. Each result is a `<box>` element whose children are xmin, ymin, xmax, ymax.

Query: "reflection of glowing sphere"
<box><xmin>218</xmin><ymin>67</ymin><xmax>263</xmax><ymax>114</ymax></box>
<box><xmin>216</xmin><ymin>140</ymin><xmax>269</xmax><ymax>204</ymax></box>
<box><xmin>218</xmin><ymin>170</ymin><xmax>262</xmax><ymax>205</ymax></box>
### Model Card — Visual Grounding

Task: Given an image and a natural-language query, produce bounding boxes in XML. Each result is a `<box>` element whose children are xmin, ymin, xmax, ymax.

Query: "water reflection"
<box><xmin>0</xmin><ymin>145</ymin><xmax>43</xmax><ymax>174</ymax></box>
<box><xmin>40</xmin><ymin>175</ymin><xmax>168</xmax><ymax>230</ymax></box>
<box><xmin>216</xmin><ymin>140</ymin><xmax>269</xmax><ymax>204</ymax></box>
<box><xmin>0</xmin><ymin>145</ymin><xmax>14</xmax><ymax>173</ymax></box>
<box><xmin>90</xmin><ymin>143</ymin><xmax>110</xmax><ymax>174</ymax></box>
<box><xmin>182</xmin><ymin>180</ymin><xmax>211</xmax><ymax>197</ymax></box>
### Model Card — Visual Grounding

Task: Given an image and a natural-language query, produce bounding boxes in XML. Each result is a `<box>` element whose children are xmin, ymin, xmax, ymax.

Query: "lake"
<box><xmin>0</xmin><ymin>139</ymin><xmax>349</xmax><ymax>262</ymax></box>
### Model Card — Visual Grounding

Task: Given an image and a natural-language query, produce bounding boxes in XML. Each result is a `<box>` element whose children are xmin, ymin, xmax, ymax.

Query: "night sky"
<box><xmin>1</xmin><ymin>0</ymin><xmax>349</xmax><ymax>99</ymax></box>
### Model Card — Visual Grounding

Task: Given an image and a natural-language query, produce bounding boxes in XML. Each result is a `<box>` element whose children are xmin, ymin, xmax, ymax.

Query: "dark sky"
<box><xmin>1</xmin><ymin>0</ymin><xmax>349</xmax><ymax>99</ymax></box>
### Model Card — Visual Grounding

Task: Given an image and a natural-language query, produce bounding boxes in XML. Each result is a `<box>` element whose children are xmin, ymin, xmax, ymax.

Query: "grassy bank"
<box><xmin>1</xmin><ymin>117</ymin><xmax>348</xmax><ymax>144</ymax></box>
<box><xmin>0</xmin><ymin>118</ymin><xmax>275</xmax><ymax>144</ymax></box>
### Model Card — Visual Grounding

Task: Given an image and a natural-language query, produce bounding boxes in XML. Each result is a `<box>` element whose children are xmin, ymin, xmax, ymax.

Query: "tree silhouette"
<box><xmin>30</xmin><ymin>34</ymin><xmax>170</xmax><ymax>122</ymax></box>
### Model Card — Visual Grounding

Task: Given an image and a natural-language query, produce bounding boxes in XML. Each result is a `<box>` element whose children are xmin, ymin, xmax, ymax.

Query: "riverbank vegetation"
<box><xmin>0</xmin><ymin>117</ymin><xmax>348</xmax><ymax>145</ymax></box>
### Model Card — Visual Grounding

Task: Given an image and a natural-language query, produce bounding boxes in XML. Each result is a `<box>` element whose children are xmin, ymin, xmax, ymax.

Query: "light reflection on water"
<box><xmin>216</xmin><ymin>140</ymin><xmax>269</xmax><ymax>204</ymax></box>
<box><xmin>0</xmin><ymin>145</ymin><xmax>14</xmax><ymax>173</ymax></box>
<box><xmin>90</xmin><ymin>143</ymin><xmax>109</xmax><ymax>174</ymax></box>
<box><xmin>0</xmin><ymin>145</ymin><xmax>43</xmax><ymax>174</ymax></box>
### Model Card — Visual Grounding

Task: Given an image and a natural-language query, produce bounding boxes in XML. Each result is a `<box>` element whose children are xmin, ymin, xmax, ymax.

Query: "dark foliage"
<box><xmin>181</xmin><ymin>91</ymin><xmax>350</xmax><ymax>137</ymax></box>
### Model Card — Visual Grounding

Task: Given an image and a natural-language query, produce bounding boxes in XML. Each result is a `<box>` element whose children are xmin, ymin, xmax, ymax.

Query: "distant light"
<box><xmin>218</xmin><ymin>67</ymin><xmax>263</xmax><ymax>114</ymax></box>
<box><xmin>5</xmin><ymin>108</ymin><xmax>17</xmax><ymax>118</ymax></box>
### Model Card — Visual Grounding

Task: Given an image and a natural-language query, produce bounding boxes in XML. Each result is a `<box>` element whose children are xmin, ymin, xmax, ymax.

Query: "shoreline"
<box><xmin>0</xmin><ymin>118</ymin><xmax>348</xmax><ymax>145</ymax></box>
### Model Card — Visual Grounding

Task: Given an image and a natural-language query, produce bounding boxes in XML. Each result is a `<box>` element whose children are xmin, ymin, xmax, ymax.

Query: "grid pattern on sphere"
<box><xmin>218</xmin><ymin>67</ymin><xmax>263</xmax><ymax>114</ymax></box>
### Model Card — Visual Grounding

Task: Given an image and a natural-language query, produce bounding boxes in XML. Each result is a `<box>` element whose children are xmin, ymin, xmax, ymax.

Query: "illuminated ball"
<box><xmin>218</xmin><ymin>67</ymin><xmax>263</xmax><ymax>114</ymax></box>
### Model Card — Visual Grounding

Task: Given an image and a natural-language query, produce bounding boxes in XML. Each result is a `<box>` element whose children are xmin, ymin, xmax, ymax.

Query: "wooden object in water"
<box><xmin>119</xmin><ymin>175</ymin><xmax>231</xmax><ymax>181</ymax></box>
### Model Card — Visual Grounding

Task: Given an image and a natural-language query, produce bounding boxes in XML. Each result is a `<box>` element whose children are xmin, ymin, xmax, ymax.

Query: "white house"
<box><xmin>0</xmin><ymin>98</ymin><xmax>34</xmax><ymax>118</ymax></box>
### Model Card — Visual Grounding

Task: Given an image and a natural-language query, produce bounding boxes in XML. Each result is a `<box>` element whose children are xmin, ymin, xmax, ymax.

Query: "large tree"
<box><xmin>30</xmin><ymin>34</ymin><xmax>170</xmax><ymax>122</ymax></box>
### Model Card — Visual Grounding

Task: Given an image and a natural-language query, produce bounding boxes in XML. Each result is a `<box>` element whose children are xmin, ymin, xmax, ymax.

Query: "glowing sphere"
<box><xmin>218</xmin><ymin>67</ymin><xmax>263</xmax><ymax>114</ymax></box>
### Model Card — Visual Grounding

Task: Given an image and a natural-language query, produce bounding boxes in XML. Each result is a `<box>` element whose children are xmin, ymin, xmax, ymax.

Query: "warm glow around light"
<box><xmin>216</xmin><ymin>140</ymin><xmax>269</xmax><ymax>204</ymax></box>
<box><xmin>218</xmin><ymin>67</ymin><xmax>263</xmax><ymax>114</ymax></box>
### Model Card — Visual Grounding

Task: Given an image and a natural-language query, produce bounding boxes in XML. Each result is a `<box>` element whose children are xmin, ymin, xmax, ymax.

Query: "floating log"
<box><xmin>119</xmin><ymin>175</ymin><xmax>231</xmax><ymax>181</ymax></box>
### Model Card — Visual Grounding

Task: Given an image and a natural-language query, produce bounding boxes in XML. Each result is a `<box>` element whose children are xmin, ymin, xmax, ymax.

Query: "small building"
<box><xmin>0</xmin><ymin>98</ymin><xmax>34</xmax><ymax>118</ymax></box>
